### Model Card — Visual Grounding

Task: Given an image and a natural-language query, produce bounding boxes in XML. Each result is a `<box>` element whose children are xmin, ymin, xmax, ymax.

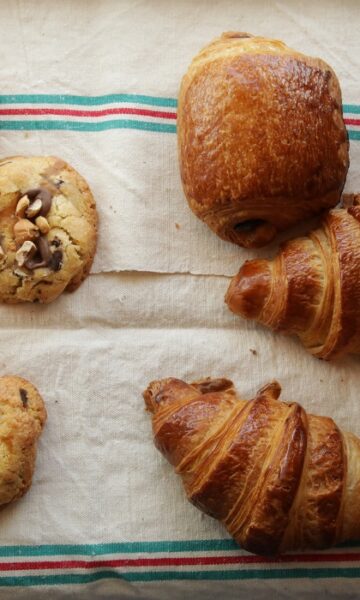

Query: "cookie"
<box><xmin>0</xmin><ymin>156</ymin><xmax>98</xmax><ymax>303</ymax></box>
<box><xmin>0</xmin><ymin>375</ymin><xmax>46</xmax><ymax>507</ymax></box>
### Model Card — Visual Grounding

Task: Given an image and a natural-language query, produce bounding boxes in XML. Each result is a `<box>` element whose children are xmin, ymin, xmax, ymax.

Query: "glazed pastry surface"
<box><xmin>144</xmin><ymin>377</ymin><xmax>360</xmax><ymax>555</ymax></box>
<box><xmin>178</xmin><ymin>32</ymin><xmax>349</xmax><ymax>247</ymax></box>
<box><xmin>226</xmin><ymin>196</ymin><xmax>360</xmax><ymax>359</ymax></box>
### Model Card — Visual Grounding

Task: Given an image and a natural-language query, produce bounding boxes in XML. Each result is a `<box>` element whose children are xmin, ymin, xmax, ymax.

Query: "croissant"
<box><xmin>144</xmin><ymin>376</ymin><xmax>360</xmax><ymax>555</ymax></box>
<box><xmin>177</xmin><ymin>32</ymin><xmax>349</xmax><ymax>248</ymax></box>
<box><xmin>225</xmin><ymin>196</ymin><xmax>360</xmax><ymax>359</ymax></box>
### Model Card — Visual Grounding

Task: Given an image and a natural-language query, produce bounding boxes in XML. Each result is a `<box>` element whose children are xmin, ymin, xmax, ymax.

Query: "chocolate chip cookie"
<box><xmin>0</xmin><ymin>156</ymin><xmax>98</xmax><ymax>303</ymax></box>
<box><xmin>0</xmin><ymin>375</ymin><xmax>46</xmax><ymax>507</ymax></box>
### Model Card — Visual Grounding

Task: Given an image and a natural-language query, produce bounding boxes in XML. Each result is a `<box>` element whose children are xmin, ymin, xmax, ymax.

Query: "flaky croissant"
<box><xmin>177</xmin><ymin>32</ymin><xmax>349</xmax><ymax>248</ymax></box>
<box><xmin>144</xmin><ymin>376</ymin><xmax>360</xmax><ymax>555</ymax></box>
<box><xmin>226</xmin><ymin>196</ymin><xmax>360</xmax><ymax>359</ymax></box>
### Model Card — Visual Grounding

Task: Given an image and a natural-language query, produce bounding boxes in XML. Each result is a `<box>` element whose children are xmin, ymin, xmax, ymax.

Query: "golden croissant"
<box><xmin>177</xmin><ymin>32</ymin><xmax>349</xmax><ymax>248</ymax></box>
<box><xmin>226</xmin><ymin>198</ymin><xmax>360</xmax><ymax>359</ymax></box>
<box><xmin>144</xmin><ymin>376</ymin><xmax>360</xmax><ymax>555</ymax></box>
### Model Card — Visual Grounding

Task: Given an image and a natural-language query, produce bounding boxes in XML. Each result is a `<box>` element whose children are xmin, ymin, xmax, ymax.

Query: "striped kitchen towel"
<box><xmin>0</xmin><ymin>1</ymin><xmax>359</xmax><ymax>599</ymax></box>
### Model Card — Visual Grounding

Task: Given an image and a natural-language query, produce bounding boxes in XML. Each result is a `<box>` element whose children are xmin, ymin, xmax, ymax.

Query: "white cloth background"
<box><xmin>0</xmin><ymin>1</ymin><xmax>359</xmax><ymax>598</ymax></box>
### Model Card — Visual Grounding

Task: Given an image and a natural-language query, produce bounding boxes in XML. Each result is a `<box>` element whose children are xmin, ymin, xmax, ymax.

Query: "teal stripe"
<box><xmin>0</xmin><ymin>120</ymin><xmax>176</xmax><ymax>134</ymax></box>
<box><xmin>348</xmin><ymin>130</ymin><xmax>360</xmax><ymax>140</ymax></box>
<box><xmin>0</xmin><ymin>568</ymin><xmax>360</xmax><ymax>587</ymax></box>
<box><xmin>0</xmin><ymin>120</ymin><xmax>358</xmax><ymax>140</ymax></box>
<box><xmin>0</xmin><ymin>95</ymin><xmax>358</xmax><ymax>113</ymax></box>
<box><xmin>0</xmin><ymin>94</ymin><xmax>177</xmax><ymax>108</ymax></box>
<box><xmin>0</xmin><ymin>539</ymin><xmax>239</xmax><ymax>558</ymax></box>
<box><xmin>343</xmin><ymin>104</ymin><xmax>360</xmax><ymax>114</ymax></box>
<box><xmin>0</xmin><ymin>538</ymin><xmax>359</xmax><ymax>557</ymax></box>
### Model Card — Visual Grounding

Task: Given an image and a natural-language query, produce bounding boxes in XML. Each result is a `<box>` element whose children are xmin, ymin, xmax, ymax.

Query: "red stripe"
<box><xmin>344</xmin><ymin>117</ymin><xmax>360</xmax><ymax>126</ymax></box>
<box><xmin>0</xmin><ymin>107</ymin><xmax>177</xmax><ymax>120</ymax></box>
<box><xmin>1</xmin><ymin>553</ymin><xmax>360</xmax><ymax>571</ymax></box>
<box><xmin>0</xmin><ymin>110</ymin><xmax>357</xmax><ymax>126</ymax></box>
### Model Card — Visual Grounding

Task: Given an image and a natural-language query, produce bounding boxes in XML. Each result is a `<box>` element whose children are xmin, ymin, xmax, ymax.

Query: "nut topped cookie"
<box><xmin>0</xmin><ymin>156</ymin><xmax>98</xmax><ymax>303</ymax></box>
<box><xmin>0</xmin><ymin>375</ymin><xmax>46</xmax><ymax>507</ymax></box>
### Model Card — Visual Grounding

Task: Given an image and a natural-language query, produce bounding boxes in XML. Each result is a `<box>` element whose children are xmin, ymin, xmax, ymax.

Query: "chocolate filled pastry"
<box><xmin>177</xmin><ymin>32</ymin><xmax>349</xmax><ymax>248</ymax></box>
<box><xmin>144</xmin><ymin>376</ymin><xmax>360</xmax><ymax>556</ymax></box>
<box><xmin>226</xmin><ymin>195</ymin><xmax>360</xmax><ymax>359</ymax></box>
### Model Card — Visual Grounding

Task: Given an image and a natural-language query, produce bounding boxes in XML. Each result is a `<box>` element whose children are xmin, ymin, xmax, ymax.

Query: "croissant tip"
<box><xmin>257</xmin><ymin>380</ymin><xmax>282</xmax><ymax>400</ymax></box>
<box><xmin>226</xmin><ymin>260</ymin><xmax>271</xmax><ymax>320</ymax></box>
<box><xmin>143</xmin><ymin>379</ymin><xmax>173</xmax><ymax>414</ymax></box>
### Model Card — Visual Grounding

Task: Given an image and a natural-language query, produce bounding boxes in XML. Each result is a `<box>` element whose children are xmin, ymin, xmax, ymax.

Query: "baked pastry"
<box><xmin>144</xmin><ymin>376</ymin><xmax>360</xmax><ymax>555</ymax></box>
<box><xmin>0</xmin><ymin>156</ymin><xmax>98</xmax><ymax>303</ymax></box>
<box><xmin>226</xmin><ymin>195</ymin><xmax>360</xmax><ymax>359</ymax></box>
<box><xmin>0</xmin><ymin>375</ymin><xmax>46</xmax><ymax>507</ymax></box>
<box><xmin>178</xmin><ymin>32</ymin><xmax>349</xmax><ymax>248</ymax></box>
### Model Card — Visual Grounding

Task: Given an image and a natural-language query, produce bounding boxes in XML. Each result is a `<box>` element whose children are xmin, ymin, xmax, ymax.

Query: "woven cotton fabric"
<box><xmin>0</xmin><ymin>1</ymin><xmax>359</xmax><ymax>598</ymax></box>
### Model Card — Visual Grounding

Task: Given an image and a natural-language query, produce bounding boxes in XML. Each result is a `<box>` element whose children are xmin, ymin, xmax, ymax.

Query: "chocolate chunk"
<box><xmin>37</xmin><ymin>235</ymin><xmax>53</xmax><ymax>264</ymax></box>
<box><xmin>50</xmin><ymin>249</ymin><xmax>63</xmax><ymax>272</ymax></box>
<box><xmin>38</xmin><ymin>189</ymin><xmax>53</xmax><ymax>216</ymax></box>
<box><xmin>19</xmin><ymin>388</ymin><xmax>28</xmax><ymax>407</ymax></box>
<box><xmin>26</xmin><ymin>188</ymin><xmax>42</xmax><ymax>201</ymax></box>
<box><xmin>234</xmin><ymin>219</ymin><xmax>265</xmax><ymax>233</ymax></box>
<box><xmin>23</xmin><ymin>187</ymin><xmax>53</xmax><ymax>217</ymax></box>
<box><xmin>25</xmin><ymin>236</ymin><xmax>63</xmax><ymax>271</ymax></box>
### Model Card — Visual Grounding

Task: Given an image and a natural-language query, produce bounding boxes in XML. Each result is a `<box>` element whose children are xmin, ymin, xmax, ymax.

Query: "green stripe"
<box><xmin>348</xmin><ymin>130</ymin><xmax>360</xmax><ymax>140</ymax></box>
<box><xmin>0</xmin><ymin>539</ymin><xmax>239</xmax><ymax>558</ymax></box>
<box><xmin>0</xmin><ymin>568</ymin><xmax>360</xmax><ymax>587</ymax></box>
<box><xmin>0</xmin><ymin>120</ymin><xmax>176</xmax><ymax>134</ymax></box>
<box><xmin>0</xmin><ymin>94</ymin><xmax>177</xmax><ymax>107</ymax></box>
<box><xmin>343</xmin><ymin>104</ymin><xmax>360</xmax><ymax>114</ymax></box>
<box><xmin>0</xmin><ymin>120</ymin><xmax>358</xmax><ymax>139</ymax></box>
<box><xmin>0</xmin><ymin>538</ymin><xmax>360</xmax><ymax>558</ymax></box>
<box><xmin>0</xmin><ymin>95</ymin><xmax>358</xmax><ymax>113</ymax></box>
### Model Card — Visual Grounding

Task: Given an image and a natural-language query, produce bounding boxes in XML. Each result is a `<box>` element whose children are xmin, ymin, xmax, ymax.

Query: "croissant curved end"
<box><xmin>225</xmin><ymin>259</ymin><xmax>272</xmax><ymax>320</ymax></box>
<box><xmin>257</xmin><ymin>380</ymin><xmax>282</xmax><ymax>400</ymax></box>
<box><xmin>143</xmin><ymin>377</ymin><xmax>236</xmax><ymax>414</ymax></box>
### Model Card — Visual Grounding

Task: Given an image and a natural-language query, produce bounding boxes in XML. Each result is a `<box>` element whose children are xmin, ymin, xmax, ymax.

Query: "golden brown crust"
<box><xmin>0</xmin><ymin>155</ymin><xmax>98</xmax><ymax>304</ymax></box>
<box><xmin>144</xmin><ymin>377</ymin><xmax>357</xmax><ymax>555</ymax></box>
<box><xmin>178</xmin><ymin>32</ymin><xmax>349</xmax><ymax>248</ymax></box>
<box><xmin>0</xmin><ymin>375</ymin><xmax>46</xmax><ymax>507</ymax></box>
<box><xmin>226</xmin><ymin>203</ymin><xmax>360</xmax><ymax>359</ymax></box>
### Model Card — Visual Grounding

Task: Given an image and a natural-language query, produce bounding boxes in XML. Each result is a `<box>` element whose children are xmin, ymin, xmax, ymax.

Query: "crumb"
<box><xmin>24</xmin><ymin>132</ymin><xmax>30</xmax><ymax>139</ymax></box>
<box><xmin>320</xmin><ymin>379</ymin><xmax>323</xmax><ymax>383</ymax></box>
<box><xmin>175</xmin><ymin>223</ymin><xmax>181</xmax><ymax>230</ymax></box>
<box><xmin>55</xmin><ymin>400</ymin><xmax>58</xmax><ymax>404</ymax></box>
<box><xmin>250</xmin><ymin>348</ymin><xmax>257</xmax><ymax>356</ymax></box>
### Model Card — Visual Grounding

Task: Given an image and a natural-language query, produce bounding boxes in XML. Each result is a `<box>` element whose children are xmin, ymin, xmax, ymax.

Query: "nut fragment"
<box><xmin>15</xmin><ymin>195</ymin><xmax>30</xmax><ymax>218</ymax></box>
<box><xmin>35</xmin><ymin>216</ymin><xmax>50</xmax><ymax>234</ymax></box>
<box><xmin>0</xmin><ymin>245</ymin><xmax>4</xmax><ymax>258</ymax></box>
<box><xmin>13</xmin><ymin>219</ymin><xmax>39</xmax><ymax>247</ymax></box>
<box><xmin>25</xmin><ymin>188</ymin><xmax>53</xmax><ymax>216</ymax></box>
<box><xmin>25</xmin><ymin>198</ymin><xmax>42</xmax><ymax>218</ymax></box>
<box><xmin>14</xmin><ymin>267</ymin><xmax>29</xmax><ymax>279</ymax></box>
<box><xmin>15</xmin><ymin>241</ymin><xmax>37</xmax><ymax>267</ymax></box>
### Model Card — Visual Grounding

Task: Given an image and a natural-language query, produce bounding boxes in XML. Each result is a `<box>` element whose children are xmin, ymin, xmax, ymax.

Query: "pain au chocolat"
<box><xmin>177</xmin><ymin>32</ymin><xmax>349</xmax><ymax>248</ymax></box>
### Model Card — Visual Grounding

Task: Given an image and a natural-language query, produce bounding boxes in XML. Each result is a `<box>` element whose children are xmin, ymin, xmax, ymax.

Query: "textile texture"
<box><xmin>0</xmin><ymin>1</ymin><xmax>359</xmax><ymax>598</ymax></box>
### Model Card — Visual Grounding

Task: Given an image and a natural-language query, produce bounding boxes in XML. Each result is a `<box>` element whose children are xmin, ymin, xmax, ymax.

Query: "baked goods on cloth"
<box><xmin>0</xmin><ymin>156</ymin><xmax>98</xmax><ymax>303</ymax></box>
<box><xmin>144</xmin><ymin>376</ymin><xmax>360</xmax><ymax>555</ymax></box>
<box><xmin>178</xmin><ymin>32</ymin><xmax>349</xmax><ymax>248</ymax></box>
<box><xmin>226</xmin><ymin>195</ymin><xmax>360</xmax><ymax>359</ymax></box>
<box><xmin>0</xmin><ymin>375</ymin><xmax>46</xmax><ymax>507</ymax></box>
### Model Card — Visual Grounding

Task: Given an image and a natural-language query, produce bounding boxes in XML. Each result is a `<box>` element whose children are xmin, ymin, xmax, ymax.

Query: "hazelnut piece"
<box><xmin>13</xmin><ymin>219</ymin><xmax>40</xmax><ymax>247</ymax></box>
<box><xmin>15</xmin><ymin>241</ymin><xmax>37</xmax><ymax>267</ymax></box>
